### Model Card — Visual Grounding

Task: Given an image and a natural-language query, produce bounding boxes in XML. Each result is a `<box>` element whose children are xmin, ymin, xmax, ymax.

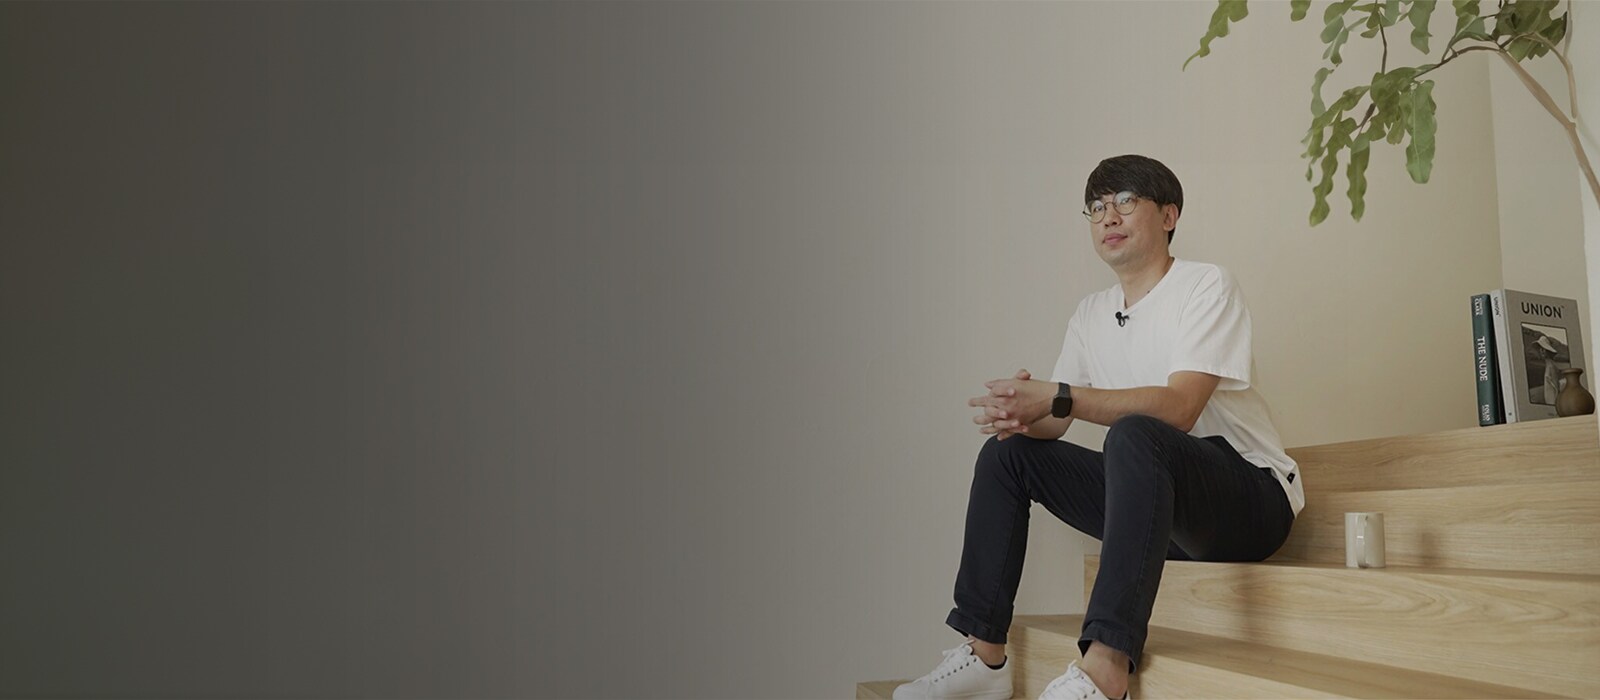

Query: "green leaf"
<box><xmin>1405</xmin><ymin>80</ymin><xmax>1437</xmax><ymax>183</ymax></box>
<box><xmin>1324</xmin><ymin>86</ymin><xmax>1370</xmax><ymax>125</ymax></box>
<box><xmin>1361</xmin><ymin>5</ymin><xmax>1383</xmax><ymax>38</ymax></box>
<box><xmin>1507</xmin><ymin>35</ymin><xmax>1537</xmax><ymax>60</ymax></box>
<box><xmin>1370</xmin><ymin>65</ymin><xmax>1420</xmax><ymax>106</ymax></box>
<box><xmin>1302</xmin><ymin>108</ymin><xmax>1326</xmax><ymax>152</ymax></box>
<box><xmin>1185</xmin><ymin>0</ymin><xmax>1251</xmax><ymax>70</ymax></box>
<box><xmin>1303</xmin><ymin>127</ymin><xmax>1326</xmax><ymax>179</ymax></box>
<box><xmin>1347</xmin><ymin>134</ymin><xmax>1372</xmax><ymax>221</ymax></box>
<box><xmin>1310</xmin><ymin>66</ymin><xmax>1334</xmax><ymax>117</ymax></box>
<box><xmin>1407</xmin><ymin>0</ymin><xmax>1437</xmax><ymax>53</ymax></box>
<box><xmin>1311</xmin><ymin>149</ymin><xmax>1340</xmax><ymax>226</ymax></box>
<box><xmin>1459</xmin><ymin>0</ymin><xmax>1478</xmax><ymax>33</ymax></box>
<box><xmin>1386</xmin><ymin>97</ymin><xmax>1411</xmax><ymax>144</ymax></box>
<box><xmin>1544</xmin><ymin>13</ymin><xmax>1569</xmax><ymax>43</ymax></box>
<box><xmin>1290</xmin><ymin>0</ymin><xmax>1311</xmax><ymax>21</ymax></box>
<box><xmin>1324</xmin><ymin>23</ymin><xmax>1353</xmax><ymax>64</ymax></box>
<box><xmin>1350</xmin><ymin>129</ymin><xmax>1373</xmax><ymax>153</ymax></box>
<box><xmin>1329</xmin><ymin>117</ymin><xmax>1359</xmax><ymax>152</ymax></box>
<box><xmin>1322</xmin><ymin>0</ymin><xmax>1357</xmax><ymax>42</ymax></box>
<box><xmin>1383</xmin><ymin>0</ymin><xmax>1403</xmax><ymax>24</ymax></box>
<box><xmin>1531</xmin><ymin>14</ymin><xmax>1568</xmax><ymax>57</ymax></box>
<box><xmin>1507</xmin><ymin>0</ymin><xmax>1558</xmax><ymax>35</ymax></box>
<box><xmin>1451</xmin><ymin>0</ymin><xmax>1481</xmax><ymax>37</ymax></box>
<box><xmin>1493</xmin><ymin>0</ymin><xmax>1557</xmax><ymax>40</ymax></box>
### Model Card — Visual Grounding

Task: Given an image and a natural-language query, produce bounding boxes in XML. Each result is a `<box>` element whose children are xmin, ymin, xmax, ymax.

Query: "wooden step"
<box><xmin>1008</xmin><ymin>614</ymin><xmax>1563</xmax><ymax>699</ymax></box>
<box><xmin>856</xmin><ymin>614</ymin><xmax>1561</xmax><ymax>699</ymax></box>
<box><xmin>1087</xmin><ymin>557</ymin><xmax>1600</xmax><ymax>698</ymax></box>
<box><xmin>1273</xmin><ymin>479</ymin><xmax>1600</xmax><ymax>574</ymax></box>
<box><xmin>1284</xmin><ymin>415</ymin><xmax>1599</xmax><ymax>493</ymax></box>
<box><xmin>855</xmin><ymin>680</ymin><xmax>899</xmax><ymax>699</ymax></box>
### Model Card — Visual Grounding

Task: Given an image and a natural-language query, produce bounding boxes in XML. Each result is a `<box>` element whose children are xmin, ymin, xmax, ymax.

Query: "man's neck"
<box><xmin>1117</xmin><ymin>255</ymin><xmax>1175</xmax><ymax>309</ymax></box>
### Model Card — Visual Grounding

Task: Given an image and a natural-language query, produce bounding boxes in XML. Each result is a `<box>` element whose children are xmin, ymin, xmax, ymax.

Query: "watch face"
<box><xmin>1052</xmin><ymin>396</ymin><xmax>1072</xmax><ymax>418</ymax></box>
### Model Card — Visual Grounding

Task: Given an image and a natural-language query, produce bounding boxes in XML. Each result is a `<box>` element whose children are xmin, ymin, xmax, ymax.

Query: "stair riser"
<box><xmin>1088</xmin><ymin>559</ymin><xmax>1600</xmax><ymax>698</ymax></box>
<box><xmin>1276</xmin><ymin>481</ymin><xmax>1600</xmax><ymax>574</ymax></box>
<box><xmin>1286</xmin><ymin>415</ymin><xmax>1600</xmax><ymax>493</ymax></box>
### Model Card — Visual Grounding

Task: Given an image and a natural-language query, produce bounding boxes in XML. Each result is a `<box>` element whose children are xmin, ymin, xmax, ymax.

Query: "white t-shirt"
<box><xmin>1050</xmin><ymin>258</ymin><xmax>1304</xmax><ymax>518</ymax></box>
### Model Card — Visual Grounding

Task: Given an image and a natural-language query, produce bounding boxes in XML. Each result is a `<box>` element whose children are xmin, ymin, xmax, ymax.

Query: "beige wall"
<box><xmin>1487</xmin><ymin>1</ymin><xmax>1598</xmax><ymax>434</ymax></box>
<box><xmin>1572</xmin><ymin>2</ymin><xmax>1600</xmax><ymax>424</ymax></box>
<box><xmin>1487</xmin><ymin>27</ymin><xmax>1592</xmax><ymax>379</ymax></box>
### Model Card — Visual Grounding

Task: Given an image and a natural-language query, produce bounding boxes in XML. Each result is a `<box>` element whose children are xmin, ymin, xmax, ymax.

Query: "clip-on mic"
<box><xmin>1115</xmin><ymin>311</ymin><xmax>1130</xmax><ymax>327</ymax></box>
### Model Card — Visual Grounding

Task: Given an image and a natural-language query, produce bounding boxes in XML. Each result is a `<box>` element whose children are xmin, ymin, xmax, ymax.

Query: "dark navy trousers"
<box><xmin>944</xmin><ymin>414</ymin><xmax>1294</xmax><ymax>673</ymax></box>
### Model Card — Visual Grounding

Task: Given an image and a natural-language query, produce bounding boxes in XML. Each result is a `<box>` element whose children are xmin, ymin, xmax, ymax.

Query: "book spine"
<box><xmin>1490</xmin><ymin>289</ymin><xmax>1519</xmax><ymax>422</ymax></box>
<box><xmin>1471</xmin><ymin>294</ymin><xmax>1501</xmax><ymax>425</ymax></box>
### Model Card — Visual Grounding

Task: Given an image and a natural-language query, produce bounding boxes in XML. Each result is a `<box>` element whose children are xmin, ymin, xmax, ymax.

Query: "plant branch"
<box><xmin>1563</xmin><ymin>0</ymin><xmax>1573</xmax><ymax>54</ymax></box>
<box><xmin>1379</xmin><ymin>19</ymin><xmax>1388</xmax><ymax>73</ymax></box>
<box><xmin>1357</xmin><ymin>103</ymin><xmax>1378</xmax><ymax>131</ymax></box>
<box><xmin>1494</xmin><ymin>49</ymin><xmax>1600</xmax><ymax>209</ymax></box>
<box><xmin>1416</xmin><ymin>44</ymin><xmax>1500</xmax><ymax>79</ymax></box>
<box><xmin>1516</xmin><ymin>32</ymin><xmax>1578</xmax><ymax>119</ymax></box>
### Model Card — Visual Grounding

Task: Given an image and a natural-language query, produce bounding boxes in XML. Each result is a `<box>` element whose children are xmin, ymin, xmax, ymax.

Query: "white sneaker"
<box><xmin>891</xmin><ymin>640</ymin><xmax>1012</xmax><ymax>700</ymax></box>
<box><xmin>1037</xmin><ymin>661</ymin><xmax>1129</xmax><ymax>700</ymax></box>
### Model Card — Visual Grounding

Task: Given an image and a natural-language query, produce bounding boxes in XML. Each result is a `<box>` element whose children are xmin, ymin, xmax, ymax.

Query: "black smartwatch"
<box><xmin>1050</xmin><ymin>382</ymin><xmax>1074</xmax><ymax>419</ymax></box>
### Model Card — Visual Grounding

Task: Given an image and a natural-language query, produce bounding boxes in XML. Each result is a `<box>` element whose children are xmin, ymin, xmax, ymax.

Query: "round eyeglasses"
<box><xmin>1082</xmin><ymin>191</ymin><xmax>1143</xmax><ymax>223</ymax></box>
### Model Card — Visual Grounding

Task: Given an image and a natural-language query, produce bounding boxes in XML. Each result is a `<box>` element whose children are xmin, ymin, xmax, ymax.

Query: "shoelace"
<box><xmin>919</xmin><ymin>642</ymin><xmax>978</xmax><ymax>683</ymax></box>
<box><xmin>1042</xmin><ymin>663</ymin><xmax>1103</xmax><ymax>700</ymax></box>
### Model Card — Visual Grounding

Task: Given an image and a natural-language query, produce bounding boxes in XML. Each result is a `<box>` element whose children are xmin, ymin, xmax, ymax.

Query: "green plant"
<box><xmin>1186</xmin><ymin>0</ymin><xmax>1596</xmax><ymax>226</ymax></box>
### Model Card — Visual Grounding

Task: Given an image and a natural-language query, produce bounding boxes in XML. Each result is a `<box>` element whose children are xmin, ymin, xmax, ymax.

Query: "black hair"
<box><xmin>1084</xmin><ymin>154</ymin><xmax>1183</xmax><ymax>243</ymax></box>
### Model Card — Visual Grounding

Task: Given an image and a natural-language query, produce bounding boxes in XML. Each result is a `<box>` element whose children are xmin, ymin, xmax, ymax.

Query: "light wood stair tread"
<box><xmin>1089</xmin><ymin>554</ymin><xmax>1600</xmax><ymax>583</ymax></box>
<box><xmin>1015</xmin><ymin>614</ymin><xmax>1566</xmax><ymax>699</ymax></box>
<box><xmin>854</xmin><ymin>679</ymin><xmax>901</xmax><ymax>699</ymax></box>
<box><xmin>857</xmin><ymin>613</ymin><xmax>1566</xmax><ymax>699</ymax></box>
<box><xmin>1086</xmin><ymin>556</ymin><xmax>1600</xmax><ymax>696</ymax></box>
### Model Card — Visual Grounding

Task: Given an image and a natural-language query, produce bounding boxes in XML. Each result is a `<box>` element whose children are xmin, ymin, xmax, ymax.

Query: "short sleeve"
<box><xmin>1051</xmin><ymin>309</ymin><xmax>1093</xmax><ymax>387</ymax></box>
<box><xmin>1170</xmin><ymin>268</ymin><xmax>1252</xmax><ymax>391</ymax></box>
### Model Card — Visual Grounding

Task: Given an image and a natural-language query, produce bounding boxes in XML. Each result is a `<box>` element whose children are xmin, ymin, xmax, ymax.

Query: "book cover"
<box><xmin>1489</xmin><ymin>290</ymin><xmax>1519</xmax><ymax>422</ymax></box>
<box><xmin>1470</xmin><ymin>294</ymin><xmax>1503</xmax><ymax>425</ymax></box>
<box><xmin>1496</xmin><ymin>289</ymin><xmax>1587</xmax><ymax>422</ymax></box>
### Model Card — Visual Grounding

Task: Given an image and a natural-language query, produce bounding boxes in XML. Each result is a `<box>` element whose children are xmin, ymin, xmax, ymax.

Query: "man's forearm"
<box><xmin>1022</xmin><ymin>414</ymin><xmax>1071</xmax><ymax>440</ymax></box>
<box><xmin>1059</xmin><ymin>385</ymin><xmax>1200</xmax><ymax>433</ymax></box>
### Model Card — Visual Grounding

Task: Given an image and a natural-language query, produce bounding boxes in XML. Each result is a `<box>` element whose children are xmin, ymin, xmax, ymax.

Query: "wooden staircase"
<box><xmin>860</xmin><ymin>416</ymin><xmax>1600</xmax><ymax>698</ymax></box>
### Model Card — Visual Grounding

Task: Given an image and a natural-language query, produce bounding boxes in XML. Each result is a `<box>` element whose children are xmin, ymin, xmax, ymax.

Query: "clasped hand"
<box><xmin>968</xmin><ymin>369</ymin><xmax>1055</xmax><ymax>441</ymax></box>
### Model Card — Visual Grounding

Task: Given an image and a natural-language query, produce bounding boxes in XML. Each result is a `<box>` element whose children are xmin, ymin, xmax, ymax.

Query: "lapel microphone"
<box><xmin>1115</xmin><ymin>311</ymin><xmax>1129</xmax><ymax>327</ymax></box>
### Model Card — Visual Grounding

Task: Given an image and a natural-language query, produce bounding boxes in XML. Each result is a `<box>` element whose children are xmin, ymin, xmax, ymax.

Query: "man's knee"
<box><xmin>976</xmin><ymin>433</ymin><xmax>1040</xmax><ymax>476</ymax></box>
<box><xmin>1105</xmin><ymin>414</ymin><xmax>1182</xmax><ymax>473</ymax></box>
<box><xmin>1105</xmin><ymin>414</ymin><xmax>1171</xmax><ymax>447</ymax></box>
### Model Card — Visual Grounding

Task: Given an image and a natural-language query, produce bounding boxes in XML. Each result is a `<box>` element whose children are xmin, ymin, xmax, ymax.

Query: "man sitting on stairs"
<box><xmin>894</xmin><ymin>154</ymin><xmax>1306</xmax><ymax>700</ymax></box>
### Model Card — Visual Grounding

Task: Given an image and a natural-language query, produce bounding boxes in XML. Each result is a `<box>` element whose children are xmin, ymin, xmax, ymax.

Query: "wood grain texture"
<box><xmin>1011</xmin><ymin>615</ymin><xmax>1561</xmax><ymax>699</ymax></box>
<box><xmin>1286</xmin><ymin>415</ymin><xmax>1599</xmax><ymax>493</ymax></box>
<box><xmin>854</xmin><ymin>680</ymin><xmax>901</xmax><ymax>699</ymax></box>
<box><xmin>1273</xmin><ymin>480</ymin><xmax>1600</xmax><ymax>574</ymax></box>
<box><xmin>1088</xmin><ymin>558</ymin><xmax>1600</xmax><ymax>698</ymax></box>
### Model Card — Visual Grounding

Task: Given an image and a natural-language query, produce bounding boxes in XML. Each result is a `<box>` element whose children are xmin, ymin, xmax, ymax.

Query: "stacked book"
<box><xmin>1470</xmin><ymin>290</ymin><xmax>1588</xmax><ymax>425</ymax></box>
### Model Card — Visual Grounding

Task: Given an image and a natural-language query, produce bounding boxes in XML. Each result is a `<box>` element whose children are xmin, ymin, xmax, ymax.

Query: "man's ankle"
<box><xmin>1078</xmin><ymin>661</ymin><xmax>1127</xmax><ymax>698</ymax></box>
<box><xmin>966</xmin><ymin>636</ymin><xmax>1006</xmax><ymax>667</ymax></box>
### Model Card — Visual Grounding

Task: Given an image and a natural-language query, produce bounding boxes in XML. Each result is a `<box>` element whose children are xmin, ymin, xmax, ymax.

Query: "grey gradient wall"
<box><xmin>1</xmin><ymin>2</ymin><xmax>1508</xmax><ymax>699</ymax></box>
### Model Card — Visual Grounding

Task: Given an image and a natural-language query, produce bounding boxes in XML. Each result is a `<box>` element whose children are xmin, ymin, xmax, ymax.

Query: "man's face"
<box><xmin>1086</xmin><ymin>190</ymin><xmax>1176</xmax><ymax>270</ymax></box>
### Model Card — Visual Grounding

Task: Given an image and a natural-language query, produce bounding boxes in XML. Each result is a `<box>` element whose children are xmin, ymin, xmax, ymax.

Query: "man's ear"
<box><xmin>1162</xmin><ymin>203</ymin><xmax>1180</xmax><ymax>231</ymax></box>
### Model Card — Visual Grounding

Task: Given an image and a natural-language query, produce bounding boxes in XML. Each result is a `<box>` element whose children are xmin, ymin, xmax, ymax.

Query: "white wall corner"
<box><xmin>1573</xmin><ymin>2</ymin><xmax>1600</xmax><ymax>431</ymax></box>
